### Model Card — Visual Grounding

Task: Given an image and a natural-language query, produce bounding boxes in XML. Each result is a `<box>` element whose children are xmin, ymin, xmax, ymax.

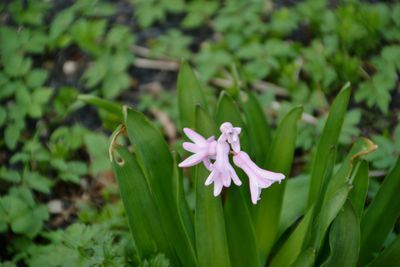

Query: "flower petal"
<box><xmin>229</xmin><ymin>166</ymin><xmax>242</xmax><ymax>186</ymax></box>
<box><xmin>183</xmin><ymin>128</ymin><xmax>207</xmax><ymax>144</ymax></box>
<box><xmin>213</xmin><ymin>177</ymin><xmax>224</xmax><ymax>196</ymax></box>
<box><xmin>178</xmin><ymin>152</ymin><xmax>205</xmax><ymax>167</ymax></box>
<box><xmin>183</xmin><ymin>142</ymin><xmax>201</xmax><ymax>153</ymax></box>
<box><xmin>205</xmin><ymin>170</ymin><xmax>216</xmax><ymax>186</ymax></box>
<box><xmin>249</xmin><ymin>179</ymin><xmax>260</xmax><ymax>204</ymax></box>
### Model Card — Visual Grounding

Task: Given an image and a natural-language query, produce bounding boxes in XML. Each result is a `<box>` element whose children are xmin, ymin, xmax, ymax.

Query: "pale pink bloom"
<box><xmin>233</xmin><ymin>151</ymin><xmax>285</xmax><ymax>204</ymax></box>
<box><xmin>219</xmin><ymin>122</ymin><xmax>242</xmax><ymax>152</ymax></box>
<box><xmin>205</xmin><ymin>141</ymin><xmax>242</xmax><ymax>196</ymax></box>
<box><xmin>179</xmin><ymin>128</ymin><xmax>217</xmax><ymax>170</ymax></box>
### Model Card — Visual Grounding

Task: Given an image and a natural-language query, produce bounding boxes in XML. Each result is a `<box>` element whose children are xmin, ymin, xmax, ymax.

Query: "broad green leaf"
<box><xmin>367</xmin><ymin>235</ymin><xmax>400</xmax><ymax>267</ymax></box>
<box><xmin>324</xmin><ymin>137</ymin><xmax>376</xmax><ymax>203</ymax></box>
<box><xmin>279</xmin><ymin>175</ymin><xmax>309</xmax><ymax>236</ymax></box>
<box><xmin>240</xmin><ymin>91</ymin><xmax>272</xmax><ymax>164</ymax></box>
<box><xmin>124</xmin><ymin>107</ymin><xmax>197</xmax><ymax>267</ymax></box>
<box><xmin>5</xmin><ymin>124</ymin><xmax>21</xmax><ymax>150</ymax></box>
<box><xmin>270</xmin><ymin>209</ymin><xmax>314</xmax><ymax>267</ymax></box>
<box><xmin>172</xmin><ymin>152</ymin><xmax>195</xmax><ymax>249</ymax></box>
<box><xmin>111</xmin><ymin>147</ymin><xmax>173</xmax><ymax>262</ymax></box>
<box><xmin>307</xmin><ymin>85</ymin><xmax>351</xmax><ymax>207</ymax></box>
<box><xmin>360</xmin><ymin>156</ymin><xmax>400</xmax><ymax>265</ymax></box>
<box><xmin>177</xmin><ymin>61</ymin><xmax>207</xmax><ymax>128</ymax></box>
<box><xmin>349</xmin><ymin>160</ymin><xmax>369</xmax><ymax>219</ymax></box>
<box><xmin>215</xmin><ymin>94</ymin><xmax>259</xmax><ymax>267</ymax></box>
<box><xmin>253</xmin><ymin>106</ymin><xmax>303</xmax><ymax>261</ymax></box>
<box><xmin>290</xmin><ymin>248</ymin><xmax>316</xmax><ymax>267</ymax></box>
<box><xmin>321</xmin><ymin>202</ymin><xmax>360</xmax><ymax>267</ymax></box>
<box><xmin>194</xmin><ymin>106</ymin><xmax>230</xmax><ymax>267</ymax></box>
<box><xmin>78</xmin><ymin>94</ymin><xmax>123</xmax><ymax>121</ymax></box>
<box><xmin>271</xmin><ymin>184</ymin><xmax>351</xmax><ymax>267</ymax></box>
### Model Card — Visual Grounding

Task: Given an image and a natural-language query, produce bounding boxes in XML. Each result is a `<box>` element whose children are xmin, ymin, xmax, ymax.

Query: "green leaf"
<box><xmin>270</xmin><ymin>209</ymin><xmax>314</xmax><ymax>267</ymax></box>
<box><xmin>177</xmin><ymin>61</ymin><xmax>207</xmax><ymax>128</ymax></box>
<box><xmin>50</xmin><ymin>9</ymin><xmax>75</xmax><ymax>40</ymax></box>
<box><xmin>172</xmin><ymin>152</ymin><xmax>195</xmax><ymax>249</ymax></box>
<box><xmin>290</xmin><ymin>248</ymin><xmax>316</xmax><ymax>267</ymax></box>
<box><xmin>321</xmin><ymin>202</ymin><xmax>360</xmax><ymax>267</ymax></box>
<box><xmin>124</xmin><ymin>107</ymin><xmax>197</xmax><ymax>267</ymax></box>
<box><xmin>215</xmin><ymin>94</ymin><xmax>259</xmax><ymax>267</ymax></box>
<box><xmin>324</xmin><ymin>137</ymin><xmax>376</xmax><ymax>204</ymax></box>
<box><xmin>307</xmin><ymin>84</ymin><xmax>351</xmax><ymax>207</ymax></box>
<box><xmin>360</xmin><ymin>156</ymin><xmax>400</xmax><ymax>265</ymax></box>
<box><xmin>5</xmin><ymin>124</ymin><xmax>21</xmax><ymax>150</ymax></box>
<box><xmin>240</xmin><ymin>91</ymin><xmax>272</xmax><ymax>164</ymax></box>
<box><xmin>78</xmin><ymin>94</ymin><xmax>123</xmax><ymax>122</ymax></box>
<box><xmin>349</xmin><ymin>160</ymin><xmax>369</xmax><ymax>219</ymax></box>
<box><xmin>26</xmin><ymin>69</ymin><xmax>48</xmax><ymax>88</ymax></box>
<box><xmin>279</xmin><ymin>175</ymin><xmax>309</xmax><ymax>236</ymax></box>
<box><xmin>194</xmin><ymin>106</ymin><xmax>230</xmax><ymax>267</ymax></box>
<box><xmin>111</xmin><ymin>147</ymin><xmax>172</xmax><ymax>262</ymax></box>
<box><xmin>253</xmin><ymin>106</ymin><xmax>303</xmax><ymax>261</ymax></box>
<box><xmin>367</xmin><ymin>235</ymin><xmax>400</xmax><ymax>267</ymax></box>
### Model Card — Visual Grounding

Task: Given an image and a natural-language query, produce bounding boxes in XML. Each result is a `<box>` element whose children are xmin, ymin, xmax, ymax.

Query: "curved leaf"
<box><xmin>360</xmin><ymin>156</ymin><xmax>400</xmax><ymax>265</ymax></box>
<box><xmin>178</xmin><ymin>61</ymin><xmax>207</xmax><ymax>128</ymax></box>
<box><xmin>215</xmin><ymin>94</ymin><xmax>259</xmax><ymax>267</ymax></box>
<box><xmin>253</xmin><ymin>106</ymin><xmax>303</xmax><ymax>261</ymax></box>
<box><xmin>194</xmin><ymin>106</ymin><xmax>231</xmax><ymax>267</ymax></box>
<box><xmin>307</xmin><ymin>85</ymin><xmax>351</xmax><ymax>207</ymax></box>
<box><xmin>321</xmin><ymin>202</ymin><xmax>360</xmax><ymax>267</ymax></box>
<box><xmin>124</xmin><ymin>107</ymin><xmax>197</xmax><ymax>267</ymax></box>
<box><xmin>367</xmin><ymin>235</ymin><xmax>400</xmax><ymax>267</ymax></box>
<box><xmin>240</xmin><ymin>91</ymin><xmax>272</xmax><ymax>164</ymax></box>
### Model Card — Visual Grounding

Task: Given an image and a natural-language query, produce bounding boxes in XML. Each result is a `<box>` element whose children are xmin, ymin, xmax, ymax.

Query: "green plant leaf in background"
<box><xmin>359</xmin><ymin>156</ymin><xmax>400</xmax><ymax>265</ymax></box>
<box><xmin>321</xmin><ymin>202</ymin><xmax>360</xmax><ymax>267</ymax></box>
<box><xmin>253</xmin><ymin>106</ymin><xmax>303</xmax><ymax>262</ymax></box>
<box><xmin>124</xmin><ymin>107</ymin><xmax>197</xmax><ymax>267</ymax></box>
<box><xmin>172</xmin><ymin>152</ymin><xmax>195</xmax><ymax>248</ymax></box>
<box><xmin>177</xmin><ymin>61</ymin><xmax>207</xmax><ymax>128</ymax></box>
<box><xmin>367</xmin><ymin>235</ymin><xmax>400</xmax><ymax>267</ymax></box>
<box><xmin>240</xmin><ymin>91</ymin><xmax>272</xmax><ymax>164</ymax></box>
<box><xmin>215</xmin><ymin>93</ymin><xmax>259</xmax><ymax>267</ymax></box>
<box><xmin>111</xmin><ymin>146</ymin><xmax>171</xmax><ymax>262</ymax></box>
<box><xmin>349</xmin><ymin>160</ymin><xmax>369</xmax><ymax>219</ymax></box>
<box><xmin>307</xmin><ymin>84</ymin><xmax>351</xmax><ymax>207</ymax></box>
<box><xmin>194</xmin><ymin>106</ymin><xmax>230</xmax><ymax>267</ymax></box>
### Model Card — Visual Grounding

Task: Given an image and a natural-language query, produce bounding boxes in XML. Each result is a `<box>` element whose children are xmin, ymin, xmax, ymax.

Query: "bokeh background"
<box><xmin>0</xmin><ymin>0</ymin><xmax>399</xmax><ymax>266</ymax></box>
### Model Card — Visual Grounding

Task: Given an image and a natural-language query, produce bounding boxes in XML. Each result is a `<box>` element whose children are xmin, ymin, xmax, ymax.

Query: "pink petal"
<box><xmin>249</xmin><ymin>180</ymin><xmax>260</xmax><ymax>204</ymax></box>
<box><xmin>222</xmin><ymin>172</ymin><xmax>231</xmax><ymax>187</ymax></box>
<box><xmin>183</xmin><ymin>142</ymin><xmax>201</xmax><ymax>153</ymax></box>
<box><xmin>231</xmin><ymin>141</ymin><xmax>241</xmax><ymax>153</ymax></box>
<box><xmin>213</xmin><ymin>177</ymin><xmax>224</xmax><ymax>196</ymax></box>
<box><xmin>183</xmin><ymin>128</ymin><xmax>206</xmax><ymax>145</ymax></box>
<box><xmin>178</xmin><ymin>152</ymin><xmax>205</xmax><ymax>167</ymax></box>
<box><xmin>229</xmin><ymin>166</ymin><xmax>242</xmax><ymax>186</ymax></box>
<box><xmin>202</xmin><ymin>158</ymin><xmax>213</xmax><ymax>171</ymax></box>
<box><xmin>205</xmin><ymin>170</ymin><xmax>216</xmax><ymax>186</ymax></box>
<box><xmin>254</xmin><ymin>168</ymin><xmax>285</xmax><ymax>183</ymax></box>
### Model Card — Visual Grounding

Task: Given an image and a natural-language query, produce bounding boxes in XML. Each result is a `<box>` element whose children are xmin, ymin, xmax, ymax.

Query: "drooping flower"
<box><xmin>233</xmin><ymin>151</ymin><xmax>285</xmax><ymax>204</ymax></box>
<box><xmin>205</xmin><ymin>141</ymin><xmax>242</xmax><ymax>196</ymax></box>
<box><xmin>219</xmin><ymin>122</ymin><xmax>242</xmax><ymax>152</ymax></box>
<box><xmin>179</xmin><ymin>128</ymin><xmax>217</xmax><ymax>170</ymax></box>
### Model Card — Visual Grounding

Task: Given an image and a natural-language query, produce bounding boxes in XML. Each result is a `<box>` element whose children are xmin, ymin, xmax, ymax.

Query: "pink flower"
<box><xmin>233</xmin><ymin>151</ymin><xmax>285</xmax><ymax>204</ymax></box>
<box><xmin>179</xmin><ymin>128</ymin><xmax>217</xmax><ymax>170</ymax></box>
<box><xmin>205</xmin><ymin>141</ymin><xmax>242</xmax><ymax>196</ymax></box>
<box><xmin>219</xmin><ymin>122</ymin><xmax>242</xmax><ymax>152</ymax></box>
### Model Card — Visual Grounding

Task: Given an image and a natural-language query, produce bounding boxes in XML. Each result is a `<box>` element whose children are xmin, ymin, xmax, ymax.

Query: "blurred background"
<box><xmin>0</xmin><ymin>0</ymin><xmax>399</xmax><ymax>266</ymax></box>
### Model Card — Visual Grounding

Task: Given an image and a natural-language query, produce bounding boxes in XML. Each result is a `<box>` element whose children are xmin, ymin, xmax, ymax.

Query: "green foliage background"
<box><xmin>0</xmin><ymin>0</ymin><xmax>399</xmax><ymax>266</ymax></box>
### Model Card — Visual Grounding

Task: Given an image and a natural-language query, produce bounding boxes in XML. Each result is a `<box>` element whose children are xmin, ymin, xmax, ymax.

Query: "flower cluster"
<box><xmin>179</xmin><ymin>122</ymin><xmax>285</xmax><ymax>204</ymax></box>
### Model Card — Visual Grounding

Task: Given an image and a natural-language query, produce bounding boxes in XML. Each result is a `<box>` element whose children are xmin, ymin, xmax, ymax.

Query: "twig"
<box><xmin>134</xmin><ymin>58</ymin><xmax>179</xmax><ymax>71</ymax></box>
